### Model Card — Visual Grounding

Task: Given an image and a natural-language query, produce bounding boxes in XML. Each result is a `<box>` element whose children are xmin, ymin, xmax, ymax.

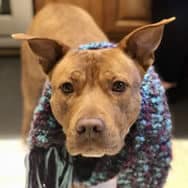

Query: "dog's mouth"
<box><xmin>65</xmin><ymin>120</ymin><xmax>125</xmax><ymax>157</ymax></box>
<box><xmin>66</xmin><ymin>141</ymin><xmax>123</xmax><ymax>157</ymax></box>
<box><xmin>80</xmin><ymin>149</ymin><xmax>105</xmax><ymax>158</ymax></box>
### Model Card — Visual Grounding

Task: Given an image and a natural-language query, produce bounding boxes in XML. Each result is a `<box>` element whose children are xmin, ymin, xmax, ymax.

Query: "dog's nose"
<box><xmin>76</xmin><ymin>118</ymin><xmax>105</xmax><ymax>135</ymax></box>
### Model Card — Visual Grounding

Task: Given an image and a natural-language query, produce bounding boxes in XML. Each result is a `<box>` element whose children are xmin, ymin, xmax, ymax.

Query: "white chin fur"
<box><xmin>81</xmin><ymin>153</ymin><xmax>105</xmax><ymax>158</ymax></box>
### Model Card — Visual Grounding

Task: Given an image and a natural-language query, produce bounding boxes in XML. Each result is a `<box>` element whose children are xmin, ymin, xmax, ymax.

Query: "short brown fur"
<box><xmin>12</xmin><ymin>2</ymin><xmax>175</xmax><ymax>158</ymax></box>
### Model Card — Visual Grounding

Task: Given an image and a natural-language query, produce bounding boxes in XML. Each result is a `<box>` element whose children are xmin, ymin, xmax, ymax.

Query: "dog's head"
<box><xmin>13</xmin><ymin>18</ymin><xmax>175</xmax><ymax>157</ymax></box>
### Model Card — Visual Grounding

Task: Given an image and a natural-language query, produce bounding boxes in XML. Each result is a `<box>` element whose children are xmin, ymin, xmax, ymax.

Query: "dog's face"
<box><xmin>50</xmin><ymin>48</ymin><xmax>142</xmax><ymax>156</ymax></box>
<box><xmin>13</xmin><ymin>17</ymin><xmax>175</xmax><ymax>157</ymax></box>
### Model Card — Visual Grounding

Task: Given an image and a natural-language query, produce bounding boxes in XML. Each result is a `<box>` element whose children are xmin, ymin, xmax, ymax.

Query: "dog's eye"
<box><xmin>112</xmin><ymin>81</ymin><xmax>126</xmax><ymax>92</ymax></box>
<box><xmin>60</xmin><ymin>82</ymin><xmax>74</xmax><ymax>94</ymax></box>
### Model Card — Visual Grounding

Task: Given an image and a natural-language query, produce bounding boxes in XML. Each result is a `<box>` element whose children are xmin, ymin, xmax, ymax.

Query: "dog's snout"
<box><xmin>76</xmin><ymin>118</ymin><xmax>105</xmax><ymax>135</ymax></box>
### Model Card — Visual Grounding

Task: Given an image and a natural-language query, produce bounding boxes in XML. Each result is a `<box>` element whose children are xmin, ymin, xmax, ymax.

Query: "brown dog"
<box><xmin>12</xmin><ymin>2</ymin><xmax>174</xmax><ymax>158</ymax></box>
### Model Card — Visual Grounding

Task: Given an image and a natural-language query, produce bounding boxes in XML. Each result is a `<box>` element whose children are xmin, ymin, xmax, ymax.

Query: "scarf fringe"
<box><xmin>25</xmin><ymin>146</ymin><xmax>73</xmax><ymax>188</ymax></box>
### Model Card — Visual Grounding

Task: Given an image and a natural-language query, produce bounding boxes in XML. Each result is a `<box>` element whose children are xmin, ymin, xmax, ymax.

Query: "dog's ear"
<box><xmin>118</xmin><ymin>17</ymin><xmax>175</xmax><ymax>72</ymax></box>
<box><xmin>12</xmin><ymin>33</ymin><xmax>69</xmax><ymax>74</ymax></box>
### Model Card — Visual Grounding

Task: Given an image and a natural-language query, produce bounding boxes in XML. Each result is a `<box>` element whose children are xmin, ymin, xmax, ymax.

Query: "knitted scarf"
<box><xmin>26</xmin><ymin>42</ymin><xmax>172</xmax><ymax>188</ymax></box>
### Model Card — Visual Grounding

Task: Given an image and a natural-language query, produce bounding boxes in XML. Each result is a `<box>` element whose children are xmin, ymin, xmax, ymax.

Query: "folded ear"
<box><xmin>118</xmin><ymin>17</ymin><xmax>176</xmax><ymax>72</ymax></box>
<box><xmin>12</xmin><ymin>33</ymin><xmax>70</xmax><ymax>74</ymax></box>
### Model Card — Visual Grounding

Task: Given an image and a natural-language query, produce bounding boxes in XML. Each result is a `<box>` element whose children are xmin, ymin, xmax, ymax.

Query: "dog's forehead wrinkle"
<box><xmin>70</xmin><ymin>70</ymin><xmax>82</xmax><ymax>80</ymax></box>
<box><xmin>71</xmin><ymin>49</ymin><xmax>103</xmax><ymax>62</ymax></box>
<box><xmin>105</xmin><ymin>53</ymin><xmax>142</xmax><ymax>84</ymax></box>
<box><xmin>69</xmin><ymin>50</ymin><xmax>105</xmax><ymax>84</ymax></box>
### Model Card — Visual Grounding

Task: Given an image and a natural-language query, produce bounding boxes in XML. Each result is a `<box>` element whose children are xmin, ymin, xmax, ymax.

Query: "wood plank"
<box><xmin>103</xmin><ymin>0</ymin><xmax>151</xmax><ymax>33</ymax></box>
<box><xmin>89</xmin><ymin>0</ymin><xmax>103</xmax><ymax>28</ymax></box>
<box><xmin>118</xmin><ymin>0</ymin><xmax>151</xmax><ymax>20</ymax></box>
<box><xmin>103</xmin><ymin>0</ymin><xmax>116</xmax><ymax>32</ymax></box>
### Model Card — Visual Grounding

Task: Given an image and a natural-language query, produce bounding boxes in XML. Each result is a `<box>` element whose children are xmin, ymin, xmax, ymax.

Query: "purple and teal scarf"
<box><xmin>26</xmin><ymin>42</ymin><xmax>172</xmax><ymax>188</ymax></box>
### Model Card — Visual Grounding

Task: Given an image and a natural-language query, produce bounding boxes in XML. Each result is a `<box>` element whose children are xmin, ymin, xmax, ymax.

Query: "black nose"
<box><xmin>76</xmin><ymin>118</ymin><xmax>105</xmax><ymax>135</ymax></box>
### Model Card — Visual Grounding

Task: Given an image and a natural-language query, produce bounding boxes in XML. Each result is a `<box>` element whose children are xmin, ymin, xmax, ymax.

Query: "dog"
<box><xmin>12</xmin><ymin>1</ymin><xmax>175</xmax><ymax>187</ymax></box>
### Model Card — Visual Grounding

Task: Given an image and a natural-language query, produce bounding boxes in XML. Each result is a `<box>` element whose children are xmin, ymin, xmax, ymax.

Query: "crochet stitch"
<box><xmin>26</xmin><ymin>42</ymin><xmax>172</xmax><ymax>188</ymax></box>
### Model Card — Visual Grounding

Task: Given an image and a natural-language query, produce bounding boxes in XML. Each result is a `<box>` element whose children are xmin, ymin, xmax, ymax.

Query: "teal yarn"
<box><xmin>26</xmin><ymin>42</ymin><xmax>172</xmax><ymax>188</ymax></box>
<box><xmin>79</xmin><ymin>41</ymin><xmax>117</xmax><ymax>50</ymax></box>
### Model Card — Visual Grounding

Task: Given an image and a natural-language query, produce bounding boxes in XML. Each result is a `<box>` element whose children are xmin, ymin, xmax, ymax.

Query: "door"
<box><xmin>103</xmin><ymin>0</ymin><xmax>151</xmax><ymax>40</ymax></box>
<box><xmin>34</xmin><ymin>0</ymin><xmax>151</xmax><ymax>41</ymax></box>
